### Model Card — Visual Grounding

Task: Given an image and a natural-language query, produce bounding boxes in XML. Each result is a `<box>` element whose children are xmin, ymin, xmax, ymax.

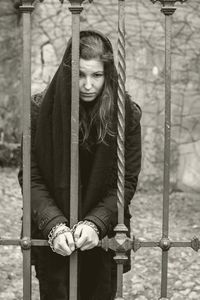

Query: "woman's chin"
<box><xmin>80</xmin><ymin>96</ymin><xmax>96</xmax><ymax>102</ymax></box>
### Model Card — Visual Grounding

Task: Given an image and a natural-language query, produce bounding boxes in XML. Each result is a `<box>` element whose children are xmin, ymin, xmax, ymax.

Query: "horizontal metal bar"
<box><xmin>0</xmin><ymin>238</ymin><xmax>198</xmax><ymax>250</ymax></box>
<box><xmin>0</xmin><ymin>239</ymin><xmax>48</xmax><ymax>246</ymax></box>
<box><xmin>140</xmin><ymin>241</ymin><xmax>192</xmax><ymax>248</ymax></box>
<box><xmin>30</xmin><ymin>239</ymin><xmax>49</xmax><ymax>246</ymax></box>
<box><xmin>134</xmin><ymin>240</ymin><xmax>198</xmax><ymax>251</ymax></box>
<box><xmin>139</xmin><ymin>241</ymin><xmax>159</xmax><ymax>247</ymax></box>
<box><xmin>171</xmin><ymin>242</ymin><xmax>192</xmax><ymax>247</ymax></box>
<box><xmin>0</xmin><ymin>239</ymin><xmax>21</xmax><ymax>246</ymax></box>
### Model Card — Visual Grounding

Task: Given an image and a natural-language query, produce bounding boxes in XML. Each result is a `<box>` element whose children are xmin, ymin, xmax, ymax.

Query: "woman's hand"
<box><xmin>52</xmin><ymin>226</ymin><xmax>75</xmax><ymax>256</ymax></box>
<box><xmin>74</xmin><ymin>223</ymin><xmax>99</xmax><ymax>251</ymax></box>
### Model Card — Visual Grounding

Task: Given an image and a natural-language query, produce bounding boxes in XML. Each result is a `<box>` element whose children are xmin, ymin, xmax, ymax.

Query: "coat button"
<box><xmin>39</xmin><ymin>220</ymin><xmax>45</xmax><ymax>229</ymax></box>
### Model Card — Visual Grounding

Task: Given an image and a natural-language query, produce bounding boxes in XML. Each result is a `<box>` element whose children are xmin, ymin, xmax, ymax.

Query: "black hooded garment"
<box><xmin>18</xmin><ymin>30</ymin><xmax>142</xmax><ymax>300</ymax></box>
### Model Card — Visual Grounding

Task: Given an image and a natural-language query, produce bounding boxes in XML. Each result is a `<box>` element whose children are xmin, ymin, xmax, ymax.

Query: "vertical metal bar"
<box><xmin>150</xmin><ymin>2</ymin><xmax>187</xmax><ymax>299</ymax></box>
<box><xmin>160</xmin><ymin>5</ymin><xmax>176</xmax><ymax>299</ymax></box>
<box><xmin>68</xmin><ymin>1</ymin><xmax>83</xmax><ymax>300</ymax></box>
<box><xmin>162</xmin><ymin>11</ymin><xmax>172</xmax><ymax>241</ymax></box>
<box><xmin>116</xmin><ymin>264</ymin><xmax>124</xmax><ymax>300</ymax></box>
<box><xmin>117</xmin><ymin>0</ymin><xmax>126</xmax><ymax>226</ymax></box>
<box><xmin>115</xmin><ymin>0</ymin><xmax>127</xmax><ymax>299</ymax></box>
<box><xmin>19</xmin><ymin>1</ymin><xmax>34</xmax><ymax>299</ymax></box>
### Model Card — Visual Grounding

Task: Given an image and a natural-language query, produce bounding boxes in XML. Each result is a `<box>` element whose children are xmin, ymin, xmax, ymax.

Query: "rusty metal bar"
<box><xmin>162</xmin><ymin>10</ymin><xmax>173</xmax><ymax>241</ymax></box>
<box><xmin>150</xmin><ymin>1</ymin><xmax>187</xmax><ymax>299</ymax></box>
<box><xmin>160</xmin><ymin>5</ymin><xmax>178</xmax><ymax>299</ymax></box>
<box><xmin>19</xmin><ymin>1</ymin><xmax>34</xmax><ymax>299</ymax></box>
<box><xmin>117</xmin><ymin>0</ymin><xmax>126</xmax><ymax>227</ymax></box>
<box><xmin>160</xmin><ymin>10</ymin><xmax>173</xmax><ymax>298</ymax></box>
<box><xmin>114</xmin><ymin>0</ymin><xmax>127</xmax><ymax>299</ymax></box>
<box><xmin>1</xmin><ymin>236</ymin><xmax>199</xmax><ymax>251</ymax></box>
<box><xmin>68</xmin><ymin>1</ymin><xmax>84</xmax><ymax>300</ymax></box>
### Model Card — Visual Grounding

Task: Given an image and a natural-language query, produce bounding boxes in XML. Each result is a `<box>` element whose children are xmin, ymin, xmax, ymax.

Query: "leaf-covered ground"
<box><xmin>0</xmin><ymin>168</ymin><xmax>200</xmax><ymax>300</ymax></box>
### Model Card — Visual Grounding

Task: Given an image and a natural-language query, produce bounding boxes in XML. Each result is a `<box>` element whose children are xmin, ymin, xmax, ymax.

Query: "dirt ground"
<box><xmin>0</xmin><ymin>168</ymin><xmax>199</xmax><ymax>300</ymax></box>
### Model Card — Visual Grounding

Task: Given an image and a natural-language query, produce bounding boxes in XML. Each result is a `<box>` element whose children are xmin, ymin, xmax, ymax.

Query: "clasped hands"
<box><xmin>52</xmin><ymin>222</ymin><xmax>99</xmax><ymax>256</ymax></box>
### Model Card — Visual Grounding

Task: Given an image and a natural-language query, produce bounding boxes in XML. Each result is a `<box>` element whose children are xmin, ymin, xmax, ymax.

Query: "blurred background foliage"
<box><xmin>0</xmin><ymin>0</ymin><xmax>200</xmax><ymax>191</ymax></box>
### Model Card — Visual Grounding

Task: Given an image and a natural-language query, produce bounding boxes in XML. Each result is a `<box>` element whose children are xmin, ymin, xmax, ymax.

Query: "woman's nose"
<box><xmin>84</xmin><ymin>77</ymin><xmax>92</xmax><ymax>90</ymax></box>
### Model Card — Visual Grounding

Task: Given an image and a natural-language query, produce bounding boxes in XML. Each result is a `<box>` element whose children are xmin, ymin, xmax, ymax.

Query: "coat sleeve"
<box><xmin>18</xmin><ymin>94</ymin><xmax>68</xmax><ymax>239</ymax></box>
<box><xmin>84</xmin><ymin>100</ymin><xmax>142</xmax><ymax>238</ymax></box>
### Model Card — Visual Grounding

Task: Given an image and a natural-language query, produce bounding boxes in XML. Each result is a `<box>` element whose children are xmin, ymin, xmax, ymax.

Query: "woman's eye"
<box><xmin>94</xmin><ymin>73</ymin><xmax>103</xmax><ymax>78</ymax></box>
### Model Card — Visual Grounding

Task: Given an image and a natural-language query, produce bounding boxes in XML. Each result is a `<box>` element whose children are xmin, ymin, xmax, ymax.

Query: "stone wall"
<box><xmin>1</xmin><ymin>0</ymin><xmax>200</xmax><ymax>191</ymax></box>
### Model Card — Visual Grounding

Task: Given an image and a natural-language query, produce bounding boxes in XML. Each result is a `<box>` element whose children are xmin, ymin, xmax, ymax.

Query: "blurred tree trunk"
<box><xmin>0</xmin><ymin>0</ymin><xmax>21</xmax><ymax>143</ymax></box>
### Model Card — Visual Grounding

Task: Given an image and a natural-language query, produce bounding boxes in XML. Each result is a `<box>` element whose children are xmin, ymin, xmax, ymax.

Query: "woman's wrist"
<box><xmin>48</xmin><ymin>223</ymin><xmax>70</xmax><ymax>252</ymax></box>
<box><xmin>48</xmin><ymin>220</ymin><xmax>100</xmax><ymax>252</ymax></box>
<box><xmin>71</xmin><ymin>220</ymin><xmax>100</xmax><ymax>236</ymax></box>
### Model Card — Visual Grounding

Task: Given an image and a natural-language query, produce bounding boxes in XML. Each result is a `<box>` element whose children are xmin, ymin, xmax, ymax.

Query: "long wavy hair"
<box><xmin>63</xmin><ymin>31</ymin><xmax>118</xmax><ymax>149</ymax></box>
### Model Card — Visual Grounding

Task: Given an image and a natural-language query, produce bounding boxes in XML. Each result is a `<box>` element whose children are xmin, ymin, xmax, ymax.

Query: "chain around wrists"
<box><xmin>71</xmin><ymin>220</ymin><xmax>99</xmax><ymax>236</ymax></box>
<box><xmin>48</xmin><ymin>223</ymin><xmax>70</xmax><ymax>252</ymax></box>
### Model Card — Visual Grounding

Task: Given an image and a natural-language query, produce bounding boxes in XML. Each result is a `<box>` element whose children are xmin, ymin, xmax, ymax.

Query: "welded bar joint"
<box><xmin>19</xmin><ymin>0</ymin><xmax>34</xmax><ymax>12</ymax></box>
<box><xmin>21</xmin><ymin>237</ymin><xmax>31</xmax><ymax>250</ymax></box>
<box><xmin>150</xmin><ymin>0</ymin><xmax>187</xmax><ymax>4</ymax></box>
<box><xmin>191</xmin><ymin>236</ymin><xmax>200</xmax><ymax>252</ymax></box>
<box><xmin>150</xmin><ymin>0</ymin><xmax>187</xmax><ymax>15</ymax></box>
<box><xmin>159</xmin><ymin>237</ymin><xmax>171</xmax><ymax>251</ymax></box>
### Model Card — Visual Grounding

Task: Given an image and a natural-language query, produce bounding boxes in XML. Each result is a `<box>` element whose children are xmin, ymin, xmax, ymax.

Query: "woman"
<box><xmin>19</xmin><ymin>30</ymin><xmax>141</xmax><ymax>300</ymax></box>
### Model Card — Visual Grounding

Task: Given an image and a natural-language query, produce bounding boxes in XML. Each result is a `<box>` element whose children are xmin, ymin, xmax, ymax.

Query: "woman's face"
<box><xmin>79</xmin><ymin>58</ymin><xmax>105</xmax><ymax>102</ymax></box>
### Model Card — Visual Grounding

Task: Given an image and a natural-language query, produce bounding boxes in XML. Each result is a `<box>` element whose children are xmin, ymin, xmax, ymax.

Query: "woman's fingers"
<box><xmin>65</xmin><ymin>231</ymin><xmax>75</xmax><ymax>252</ymax></box>
<box><xmin>73</xmin><ymin>225</ymin><xmax>82</xmax><ymax>244</ymax></box>
<box><xmin>53</xmin><ymin>235</ymin><xmax>71</xmax><ymax>256</ymax></box>
<box><xmin>79</xmin><ymin>235</ymin><xmax>98</xmax><ymax>251</ymax></box>
<box><xmin>53</xmin><ymin>223</ymin><xmax>99</xmax><ymax>254</ymax></box>
<box><xmin>53</xmin><ymin>232</ymin><xmax>75</xmax><ymax>256</ymax></box>
<box><xmin>80</xmin><ymin>241</ymin><xmax>94</xmax><ymax>251</ymax></box>
<box><xmin>75</xmin><ymin>230</ymin><xmax>87</xmax><ymax>248</ymax></box>
<box><xmin>74</xmin><ymin>224</ymin><xmax>99</xmax><ymax>250</ymax></box>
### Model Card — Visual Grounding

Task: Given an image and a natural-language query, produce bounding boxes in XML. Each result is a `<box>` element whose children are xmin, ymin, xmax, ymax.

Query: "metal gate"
<box><xmin>0</xmin><ymin>0</ymin><xmax>199</xmax><ymax>299</ymax></box>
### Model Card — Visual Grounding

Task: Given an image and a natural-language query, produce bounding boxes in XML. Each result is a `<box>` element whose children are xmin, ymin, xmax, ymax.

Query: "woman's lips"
<box><xmin>81</xmin><ymin>93</ymin><xmax>95</xmax><ymax>97</ymax></box>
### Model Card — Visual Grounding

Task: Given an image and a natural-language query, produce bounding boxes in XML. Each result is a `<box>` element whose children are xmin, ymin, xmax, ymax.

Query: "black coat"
<box><xmin>18</xmin><ymin>91</ymin><xmax>141</xmax><ymax>300</ymax></box>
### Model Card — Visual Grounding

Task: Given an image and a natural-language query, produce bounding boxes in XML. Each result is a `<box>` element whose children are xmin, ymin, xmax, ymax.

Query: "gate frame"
<box><xmin>0</xmin><ymin>1</ymin><xmax>199</xmax><ymax>300</ymax></box>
